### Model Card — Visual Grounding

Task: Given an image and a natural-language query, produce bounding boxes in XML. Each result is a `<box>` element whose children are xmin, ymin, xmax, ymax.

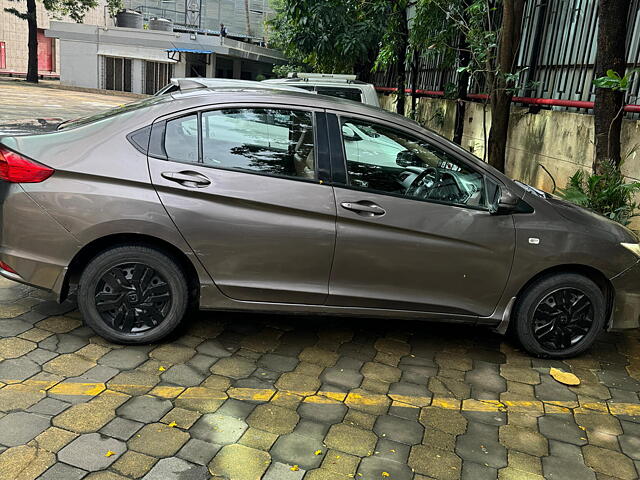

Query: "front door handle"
<box><xmin>340</xmin><ymin>201</ymin><xmax>386</xmax><ymax>217</ymax></box>
<box><xmin>161</xmin><ymin>171</ymin><xmax>211</xmax><ymax>188</ymax></box>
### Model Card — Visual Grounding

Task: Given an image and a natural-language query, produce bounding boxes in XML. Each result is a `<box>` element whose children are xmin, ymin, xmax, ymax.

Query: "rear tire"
<box><xmin>513</xmin><ymin>273</ymin><xmax>606</xmax><ymax>358</ymax></box>
<box><xmin>78</xmin><ymin>245</ymin><xmax>188</xmax><ymax>344</ymax></box>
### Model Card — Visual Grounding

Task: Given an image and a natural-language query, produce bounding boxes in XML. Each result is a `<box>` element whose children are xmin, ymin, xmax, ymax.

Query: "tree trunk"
<box><xmin>487</xmin><ymin>0</ymin><xmax>525</xmax><ymax>172</ymax></box>
<box><xmin>395</xmin><ymin>4</ymin><xmax>408</xmax><ymax>115</ymax></box>
<box><xmin>593</xmin><ymin>0</ymin><xmax>628</xmax><ymax>175</ymax></box>
<box><xmin>244</xmin><ymin>0</ymin><xmax>252</xmax><ymax>37</ymax></box>
<box><xmin>410</xmin><ymin>48</ymin><xmax>419</xmax><ymax>119</ymax></box>
<box><xmin>26</xmin><ymin>0</ymin><xmax>39</xmax><ymax>84</ymax></box>
<box><xmin>453</xmin><ymin>0</ymin><xmax>471</xmax><ymax>145</ymax></box>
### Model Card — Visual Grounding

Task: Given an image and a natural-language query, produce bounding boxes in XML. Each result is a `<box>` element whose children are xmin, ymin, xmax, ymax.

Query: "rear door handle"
<box><xmin>340</xmin><ymin>201</ymin><xmax>386</xmax><ymax>217</ymax></box>
<box><xmin>161</xmin><ymin>171</ymin><xmax>211</xmax><ymax>188</ymax></box>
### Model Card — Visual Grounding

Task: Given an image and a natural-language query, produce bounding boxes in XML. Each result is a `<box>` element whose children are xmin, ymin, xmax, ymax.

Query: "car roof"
<box><xmin>162</xmin><ymin>78</ymin><xmax>312</xmax><ymax>95</ymax></box>
<box><xmin>263</xmin><ymin>78</ymin><xmax>373</xmax><ymax>88</ymax></box>
<box><xmin>167</xmin><ymin>87</ymin><xmax>418</xmax><ymax>127</ymax></box>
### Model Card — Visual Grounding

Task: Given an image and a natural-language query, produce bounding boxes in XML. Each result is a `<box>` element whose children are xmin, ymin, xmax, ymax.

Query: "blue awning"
<box><xmin>165</xmin><ymin>48</ymin><xmax>214</xmax><ymax>54</ymax></box>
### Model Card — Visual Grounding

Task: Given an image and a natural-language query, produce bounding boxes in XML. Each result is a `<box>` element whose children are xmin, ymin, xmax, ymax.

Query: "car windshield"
<box><xmin>57</xmin><ymin>96</ymin><xmax>168</xmax><ymax>130</ymax></box>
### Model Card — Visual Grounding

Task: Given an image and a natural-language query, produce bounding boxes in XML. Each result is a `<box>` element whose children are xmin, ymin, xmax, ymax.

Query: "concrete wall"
<box><xmin>378</xmin><ymin>93</ymin><xmax>640</xmax><ymax>194</ymax></box>
<box><xmin>0</xmin><ymin>0</ymin><xmax>108</xmax><ymax>73</ymax></box>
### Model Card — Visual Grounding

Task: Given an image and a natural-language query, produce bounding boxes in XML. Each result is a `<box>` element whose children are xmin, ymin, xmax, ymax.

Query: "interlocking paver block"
<box><xmin>112</xmin><ymin>451</ymin><xmax>157</xmax><ymax>478</ymax></box>
<box><xmin>321</xmin><ymin>449</ymin><xmax>360</xmax><ymax>475</ymax></box>
<box><xmin>208</xmin><ymin>444</ymin><xmax>271</xmax><ymax>480</ymax></box>
<box><xmin>0</xmin><ymin>383</ymin><xmax>46</xmax><ymax>411</ymax></box>
<box><xmin>58</xmin><ymin>433</ymin><xmax>125</xmax><ymax>471</ymax></box>
<box><xmin>190</xmin><ymin>413</ymin><xmax>248</xmax><ymax>444</ymax></box>
<box><xmin>31</xmin><ymin>427</ymin><xmax>78</xmax><ymax>453</ymax></box>
<box><xmin>499</xmin><ymin>424</ymin><xmax>548</xmax><ymax>457</ymax></box>
<box><xmin>39</xmin><ymin>462</ymin><xmax>87</xmax><ymax>480</ymax></box>
<box><xmin>299</xmin><ymin>346</ymin><xmax>339</xmax><ymax>367</ymax></box>
<box><xmin>325</xmin><ymin>423</ymin><xmax>377</xmax><ymax>457</ymax></box>
<box><xmin>53</xmin><ymin>396</ymin><xmax>122</xmax><ymax>433</ymax></box>
<box><xmin>374</xmin><ymin>414</ymin><xmax>424</xmax><ymax>445</ymax></box>
<box><xmin>100</xmin><ymin>417</ymin><xmax>144</xmax><ymax>441</ymax></box>
<box><xmin>210</xmin><ymin>356</ymin><xmax>256</xmax><ymax>379</ymax></box>
<box><xmin>409</xmin><ymin>444</ymin><xmax>462</xmax><ymax>480</ymax></box>
<box><xmin>0</xmin><ymin>412</ymin><xmax>50</xmax><ymax>447</ymax></box>
<box><xmin>196</xmin><ymin>339</ymin><xmax>233</xmax><ymax>357</ymax></box>
<box><xmin>150</xmin><ymin>344</ymin><xmax>196</xmax><ymax>364</ymax></box>
<box><xmin>321</xmin><ymin>367</ymin><xmax>363</xmax><ymax>390</ymax></box>
<box><xmin>118</xmin><ymin>395</ymin><xmax>173</xmax><ymax>423</ymax></box>
<box><xmin>263</xmin><ymin>461</ymin><xmax>305</xmax><ymax>480</ymax></box>
<box><xmin>99</xmin><ymin>349</ymin><xmax>148</xmax><ymax>369</ymax></box>
<box><xmin>583</xmin><ymin>445</ymin><xmax>638</xmax><ymax>479</ymax></box>
<box><xmin>276</xmin><ymin>372</ymin><xmax>321</xmax><ymax>393</ymax></box>
<box><xmin>0</xmin><ymin>337</ymin><xmax>36</xmax><ymax>358</ymax></box>
<box><xmin>0</xmin><ymin>445</ymin><xmax>55</xmax><ymax>480</ymax></box>
<box><xmin>270</xmin><ymin>432</ymin><xmax>325</xmax><ymax>470</ymax></box>
<box><xmin>246</xmin><ymin>403</ymin><xmax>299</xmax><ymax>435</ymax></box>
<box><xmin>143</xmin><ymin>457</ymin><xmax>209</xmax><ymax>480</ymax></box>
<box><xmin>178</xmin><ymin>438</ymin><xmax>221</xmax><ymax>465</ymax></box>
<box><xmin>258</xmin><ymin>353</ymin><xmax>299</xmax><ymax>372</ymax></box>
<box><xmin>0</xmin><ymin>356</ymin><xmax>40</xmax><ymax>381</ymax></box>
<box><xmin>362</xmin><ymin>361</ymin><xmax>401</xmax><ymax>383</ymax></box>
<box><xmin>538</xmin><ymin>414</ymin><xmax>588</xmax><ymax>445</ymax></box>
<box><xmin>36</xmin><ymin>316</ymin><xmax>81</xmax><ymax>333</ymax></box>
<box><xmin>420</xmin><ymin>406</ymin><xmax>468</xmax><ymax>435</ymax></box>
<box><xmin>358</xmin><ymin>456</ymin><xmax>413</xmax><ymax>480</ymax></box>
<box><xmin>44</xmin><ymin>353</ymin><xmax>95</xmax><ymax>377</ymax></box>
<box><xmin>129</xmin><ymin>423</ymin><xmax>190</xmax><ymax>457</ymax></box>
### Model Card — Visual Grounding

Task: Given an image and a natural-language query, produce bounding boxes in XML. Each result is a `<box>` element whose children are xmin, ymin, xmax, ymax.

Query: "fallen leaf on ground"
<box><xmin>105</xmin><ymin>450</ymin><xmax>116</xmax><ymax>457</ymax></box>
<box><xmin>167</xmin><ymin>421</ymin><xmax>177</xmax><ymax>428</ymax></box>
<box><xmin>314</xmin><ymin>450</ymin><xmax>322</xmax><ymax>455</ymax></box>
<box><xmin>550</xmin><ymin>367</ymin><xmax>580</xmax><ymax>386</ymax></box>
<box><xmin>382</xmin><ymin>473</ymin><xmax>390</xmax><ymax>478</ymax></box>
<box><xmin>158</xmin><ymin>366</ymin><xmax>166</xmax><ymax>372</ymax></box>
<box><xmin>290</xmin><ymin>465</ymin><xmax>300</xmax><ymax>471</ymax></box>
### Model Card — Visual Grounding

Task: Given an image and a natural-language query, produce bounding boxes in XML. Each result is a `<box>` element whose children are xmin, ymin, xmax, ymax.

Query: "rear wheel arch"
<box><xmin>62</xmin><ymin>233</ymin><xmax>200</xmax><ymax>305</ymax></box>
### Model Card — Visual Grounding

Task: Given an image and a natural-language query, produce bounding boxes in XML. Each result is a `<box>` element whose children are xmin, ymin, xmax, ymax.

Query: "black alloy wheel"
<box><xmin>95</xmin><ymin>262</ymin><xmax>171</xmax><ymax>333</ymax></box>
<box><xmin>513</xmin><ymin>273</ymin><xmax>605</xmax><ymax>358</ymax></box>
<box><xmin>78</xmin><ymin>245</ymin><xmax>189</xmax><ymax>344</ymax></box>
<box><xmin>531</xmin><ymin>287</ymin><xmax>594</xmax><ymax>351</ymax></box>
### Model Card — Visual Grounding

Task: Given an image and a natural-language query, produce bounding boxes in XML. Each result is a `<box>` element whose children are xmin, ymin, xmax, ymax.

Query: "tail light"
<box><xmin>0</xmin><ymin>145</ymin><xmax>54</xmax><ymax>183</ymax></box>
<box><xmin>0</xmin><ymin>261</ymin><xmax>17</xmax><ymax>274</ymax></box>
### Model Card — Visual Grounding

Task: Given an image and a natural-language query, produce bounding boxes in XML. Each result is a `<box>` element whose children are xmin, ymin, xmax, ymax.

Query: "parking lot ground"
<box><xmin>0</xmin><ymin>79</ymin><xmax>137</xmax><ymax>135</ymax></box>
<box><xmin>1</xmin><ymin>278</ymin><xmax>640</xmax><ymax>480</ymax></box>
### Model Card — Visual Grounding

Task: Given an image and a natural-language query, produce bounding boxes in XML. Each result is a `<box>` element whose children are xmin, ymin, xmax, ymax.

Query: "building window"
<box><xmin>144</xmin><ymin>61</ymin><xmax>173</xmax><ymax>95</ymax></box>
<box><xmin>103</xmin><ymin>56</ymin><xmax>132</xmax><ymax>92</ymax></box>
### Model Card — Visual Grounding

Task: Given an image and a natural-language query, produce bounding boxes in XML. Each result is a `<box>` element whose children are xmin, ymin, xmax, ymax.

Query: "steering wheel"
<box><xmin>406</xmin><ymin>167</ymin><xmax>440</xmax><ymax>198</ymax></box>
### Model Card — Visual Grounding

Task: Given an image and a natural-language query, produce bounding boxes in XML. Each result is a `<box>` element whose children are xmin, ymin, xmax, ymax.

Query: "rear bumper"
<box><xmin>610</xmin><ymin>260</ymin><xmax>640</xmax><ymax>330</ymax></box>
<box><xmin>0</xmin><ymin>183</ymin><xmax>79</xmax><ymax>299</ymax></box>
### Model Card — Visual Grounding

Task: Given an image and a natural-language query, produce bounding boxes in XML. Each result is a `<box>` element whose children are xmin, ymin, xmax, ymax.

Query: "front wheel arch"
<box><xmin>509</xmin><ymin>264</ymin><xmax>614</xmax><ymax>334</ymax></box>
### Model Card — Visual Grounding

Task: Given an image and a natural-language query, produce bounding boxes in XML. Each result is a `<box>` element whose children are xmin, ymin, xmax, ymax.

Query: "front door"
<box><xmin>148</xmin><ymin>107</ymin><xmax>336</xmax><ymax>304</ymax></box>
<box><xmin>37</xmin><ymin>29</ymin><xmax>53</xmax><ymax>72</ymax></box>
<box><xmin>328</xmin><ymin>114</ymin><xmax>516</xmax><ymax>317</ymax></box>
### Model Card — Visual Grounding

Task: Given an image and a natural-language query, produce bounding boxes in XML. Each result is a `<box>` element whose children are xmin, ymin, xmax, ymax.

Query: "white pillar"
<box><xmin>206</xmin><ymin>53</ymin><xmax>217</xmax><ymax>78</ymax></box>
<box><xmin>131</xmin><ymin>59</ymin><xmax>144</xmax><ymax>94</ymax></box>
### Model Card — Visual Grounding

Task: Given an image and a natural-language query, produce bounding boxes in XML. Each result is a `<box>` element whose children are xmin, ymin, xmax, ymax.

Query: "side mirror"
<box><xmin>342</xmin><ymin>125</ymin><xmax>360</xmax><ymax>142</ymax></box>
<box><xmin>491</xmin><ymin>186</ymin><xmax>520</xmax><ymax>214</ymax></box>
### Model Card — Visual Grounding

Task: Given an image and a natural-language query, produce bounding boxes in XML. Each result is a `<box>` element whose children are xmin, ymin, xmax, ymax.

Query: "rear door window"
<box><xmin>200</xmin><ymin>108</ymin><xmax>316</xmax><ymax>180</ymax></box>
<box><xmin>164</xmin><ymin>114</ymin><xmax>198</xmax><ymax>163</ymax></box>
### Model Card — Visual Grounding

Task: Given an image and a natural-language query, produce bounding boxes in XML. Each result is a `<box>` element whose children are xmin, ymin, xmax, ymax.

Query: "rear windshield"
<box><xmin>57</xmin><ymin>96</ymin><xmax>168</xmax><ymax>130</ymax></box>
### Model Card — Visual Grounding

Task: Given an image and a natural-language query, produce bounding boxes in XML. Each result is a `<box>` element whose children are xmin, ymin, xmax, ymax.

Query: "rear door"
<box><xmin>148</xmin><ymin>105</ymin><xmax>336</xmax><ymax>304</ymax></box>
<box><xmin>326</xmin><ymin>113</ymin><xmax>516</xmax><ymax>317</ymax></box>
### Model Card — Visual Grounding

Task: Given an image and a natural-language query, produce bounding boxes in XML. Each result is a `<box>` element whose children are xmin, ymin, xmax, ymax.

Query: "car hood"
<box><xmin>546</xmin><ymin>196</ymin><xmax>638</xmax><ymax>243</ymax></box>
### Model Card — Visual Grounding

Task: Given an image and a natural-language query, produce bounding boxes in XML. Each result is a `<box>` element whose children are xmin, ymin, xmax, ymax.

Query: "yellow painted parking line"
<box><xmin>3</xmin><ymin>379</ymin><xmax>640</xmax><ymax>416</ymax></box>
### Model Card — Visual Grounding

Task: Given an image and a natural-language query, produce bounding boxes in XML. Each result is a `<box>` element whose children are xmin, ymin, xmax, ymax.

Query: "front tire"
<box><xmin>78</xmin><ymin>245</ymin><xmax>188</xmax><ymax>344</ymax></box>
<box><xmin>513</xmin><ymin>273</ymin><xmax>606</xmax><ymax>358</ymax></box>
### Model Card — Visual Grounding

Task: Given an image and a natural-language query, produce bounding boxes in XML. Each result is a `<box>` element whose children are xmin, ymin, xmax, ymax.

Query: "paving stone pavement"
<box><xmin>0</xmin><ymin>276</ymin><xmax>639</xmax><ymax>480</ymax></box>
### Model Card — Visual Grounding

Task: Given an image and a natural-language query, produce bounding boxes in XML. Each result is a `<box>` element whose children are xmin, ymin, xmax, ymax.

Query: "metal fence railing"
<box><xmin>373</xmin><ymin>0</ymin><xmax>640</xmax><ymax>118</ymax></box>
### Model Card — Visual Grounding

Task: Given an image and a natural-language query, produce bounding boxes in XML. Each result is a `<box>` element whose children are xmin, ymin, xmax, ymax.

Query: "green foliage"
<box><xmin>271</xmin><ymin>63</ymin><xmax>301</xmax><ymax>77</ymax></box>
<box><xmin>593</xmin><ymin>68</ymin><xmax>640</xmax><ymax>91</ymax></box>
<box><xmin>267</xmin><ymin>0</ymin><xmax>389</xmax><ymax>73</ymax></box>
<box><xmin>558</xmin><ymin>161</ymin><xmax>640</xmax><ymax>226</ymax></box>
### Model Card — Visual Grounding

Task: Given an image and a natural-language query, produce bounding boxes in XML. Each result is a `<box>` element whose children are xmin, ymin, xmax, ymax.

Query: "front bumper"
<box><xmin>610</xmin><ymin>260</ymin><xmax>640</xmax><ymax>330</ymax></box>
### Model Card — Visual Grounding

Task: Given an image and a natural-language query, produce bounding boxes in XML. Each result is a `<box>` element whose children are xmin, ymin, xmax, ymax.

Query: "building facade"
<box><xmin>0</xmin><ymin>0</ymin><xmax>108</xmax><ymax>75</ymax></box>
<box><xmin>46</xmin><ymin>21</ymin><xmax>286</xmax><ymax>94</ymax></box>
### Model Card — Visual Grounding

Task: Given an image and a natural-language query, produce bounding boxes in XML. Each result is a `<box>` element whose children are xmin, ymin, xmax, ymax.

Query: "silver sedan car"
<box><xmin>1</xmin><ymin>87</ymin><xmax>639</xmax><ymax>358</ymax></box>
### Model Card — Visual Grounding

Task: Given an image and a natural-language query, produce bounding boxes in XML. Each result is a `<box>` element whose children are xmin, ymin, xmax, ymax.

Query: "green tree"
<box><xmin>5</xmin><ymin>0</ymin><xmax>123</xmax><ymax>83</ymax></box>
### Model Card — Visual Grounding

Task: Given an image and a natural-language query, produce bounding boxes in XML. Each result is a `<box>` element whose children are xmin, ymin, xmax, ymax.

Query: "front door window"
<box><xmin>340</xmin><ymin>118</ymin><xmax>487</xmax><ymax>209</ymax></box>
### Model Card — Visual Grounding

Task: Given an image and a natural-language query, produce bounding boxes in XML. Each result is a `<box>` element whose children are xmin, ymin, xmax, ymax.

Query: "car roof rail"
<box><xmin>286</xmin><ymin>72</ymin><xmax>360</xmax><ymax>84</ymax></box>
